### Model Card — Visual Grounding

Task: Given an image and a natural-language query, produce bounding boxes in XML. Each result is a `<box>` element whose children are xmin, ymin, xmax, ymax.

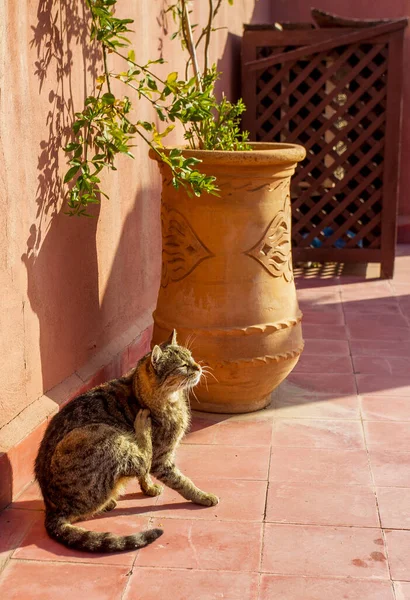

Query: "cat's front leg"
<box><xmin>134</xmin><ymin>409</ymin><xmax>153</xmax><ymax>471</ymax></box>
<box><xmin>138</xmin><ymin>473</ymin><xmax>164</xmax><ymax>497</ymax></box>
<box><xmin>152</xmin><ymin>460</ymin><xmax>219</xmax><ymax>507</ymax></box>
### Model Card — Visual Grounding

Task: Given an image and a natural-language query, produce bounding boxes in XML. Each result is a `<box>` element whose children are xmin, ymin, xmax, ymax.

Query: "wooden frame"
<box><xmin>242</xmin><ymin>19</ymin><xmax>407</xmax><ymax>277</ymax></box>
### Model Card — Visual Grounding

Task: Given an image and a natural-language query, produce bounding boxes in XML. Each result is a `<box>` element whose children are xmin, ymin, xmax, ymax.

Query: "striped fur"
<box><xmin>35</xmin><ymin>330</ymin><xmax>218</xmax><ymax>553</ymax></box>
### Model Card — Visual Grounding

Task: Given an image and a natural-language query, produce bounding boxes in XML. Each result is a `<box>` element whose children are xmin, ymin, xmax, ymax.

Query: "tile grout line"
<box><xmin>358</xmin><ymin>391</ymin><xmax>396</xmax><ymax>588</ymax></box>
<box><xmin>256</xmin><ymin>571</ymin><xmax>262</xmax><ymax>600</ymax></box>
<box><xmin>259</xmin><ymin>423</ymin><xmax>274</xmax><ymax>578</ymax></box>
<box><xmin>382</xmin><ymin>284</ymin><xmax>403</xmax><ymax>600</ymax></box>
<box><xmin>7</xmin><ymin>556</ymin><xmax>404</xmax><ymax>580</ymax></box>
<box><xmin>339</xmin><ymin>288</ymin><xmax>359</xmax><ymax>389</ymax></box>
<box><xmin>0</xmin><ymin>513</ymin><xmax>39</xmax><ymax>578</ymax></box>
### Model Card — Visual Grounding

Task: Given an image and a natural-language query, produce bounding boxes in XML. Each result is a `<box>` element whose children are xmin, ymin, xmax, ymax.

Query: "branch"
<box><xmin>102</xmin><ymin>47</ymin><xmax>112</xmax><ymax>94</ymax></box>
<box><xmin>204</xmin><ymin>0</ymin><xmax>213</xmax><ymax>74</ymax></box>
<box><xmin>112</xmin><ymin>50</ymin><xmax>167</xmax><ymax>86</ymax></box>
<box><xmin>181</xmin><ymin>0</ymin><xmax>202</xmax><ymax>90</ymax></box>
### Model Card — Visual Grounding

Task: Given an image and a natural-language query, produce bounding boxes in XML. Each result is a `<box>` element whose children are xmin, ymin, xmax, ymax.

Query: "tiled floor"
<box><xmin>1</xmin><ymin>246</ymin><xmax>410</xmax><ymax>599</ymax></box>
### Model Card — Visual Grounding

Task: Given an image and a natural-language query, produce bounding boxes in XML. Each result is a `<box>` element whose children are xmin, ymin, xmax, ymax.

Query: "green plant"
<box><xmin>64</xmin><ymin>0</ymin><xmax>250</xmax><ymax>216</ymax></box>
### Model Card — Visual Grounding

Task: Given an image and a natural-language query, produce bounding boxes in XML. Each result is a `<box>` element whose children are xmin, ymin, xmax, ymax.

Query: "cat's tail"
<box><xmin>45</xmin><ymin>511</ymin><xmax>163</xmax><ymax>553</ymax></box>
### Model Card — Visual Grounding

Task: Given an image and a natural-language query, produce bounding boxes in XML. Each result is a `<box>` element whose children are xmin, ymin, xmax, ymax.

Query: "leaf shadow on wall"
<box><xmin>21</xmin><ymin>0</ymin><xmax>102</xmax><ymax>392</ymax></box>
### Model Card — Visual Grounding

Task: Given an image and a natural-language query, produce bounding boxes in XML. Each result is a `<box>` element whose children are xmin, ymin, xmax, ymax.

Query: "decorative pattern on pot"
<box><xmin>244</xmin><ymin>194</ymin><xmax>293</xmax><ymax>282</ymax></box>
<box><xmin>150</xmin><ymin>142</ymin><xmax>306</xmax><ymax>414</ymax></box>
<box><xmin>153</xmin><ymin>311</ymin><xmax>303</xmax><ymax>337</ymax></box>
<box><xmin>161</xmin><ymin>204</ymin><xmax>214</xmax><ymax>288</ymax></box>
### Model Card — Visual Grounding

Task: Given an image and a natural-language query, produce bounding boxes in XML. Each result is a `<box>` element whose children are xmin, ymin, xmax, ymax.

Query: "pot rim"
<box><xmin>149</xmin><ymin>141</ymin><xmax>306</xmax><ymax>166</ymax></box>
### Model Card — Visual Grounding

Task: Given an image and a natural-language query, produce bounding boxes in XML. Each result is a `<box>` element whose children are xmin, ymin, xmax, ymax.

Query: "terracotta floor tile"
<box><xmin>269</xmin><ymin>447</ymin><xmax>372</xmax><ymax>485</ymax></box>
<box><xmin>262</xmin><ymin>524</ymin><xmax>389</xmax><ymax>578</ymax></box>
<box><xmin>384</xmin><ymin>530</ymin><xmax>410</xmax><ymax>581</ymax></box>
<box><xmin>354</xmin><ymin>357</ymin><xmax>410</xmax><ymax>376</ymax></box>
<box><xmin>176</xmin><ymin>444</ymin><xmax>270</xmax><ymax>480</ymax></box>
<box><xmin>212</xmin><ymin>420</ymin><xmax>273</xmax><ymax>446</ymax></box>
<box><xmin>395</xmin><ymin>582</ymin><xmax>410</xmax><ymax>600</ymax></box>
<box><xmin>11</xmin><ymin>481</ymin><xmax>44</xmax><ymax>511</ymax></box>
<box><xmin>0</xmin><ymin>561</ymin><xmax>129</xmax><ymax>600</ymax></box>
<box><xmin>260</xmin><ymin>575</ymin><xmax>394</xmax><ymax>600</ymax></box>
<box><xmin>183</xmin><ymin>419</ymin><xmax>218</xmax><ymax>444</ymax></box>
<box><xmin>151</xmin><ymin>478</ymin><xmax>267</xmax><ymax>522</ymax></box>
<box><xmin>347</xmin><ymin>322</ymin><xmax>410</xmax><ymax>342</ymax></box>
<box><xmin>299</xmin><ymin>299</ymin><xmax>342</xmax><ymax>312</ymax></box>
<box><xmin>109</xmin><ymin>481</ymin><xmax>160</xmax><ymax>512</ymax></box>
<box><xmin>286</xmin><ymin>373</ymin><xmax>357</xmax><ymax>395</ymax></box>
<box><xmin>7</xmin><ymin>422</ymin><xmax>47</xmax><ymax>501</ymax></box>
<box><xmin>361</xmin><ymin>396</ymin><xmax>410</xmax><ymax>421</ymax></box>
<box><xmin>392</xmin><ymin>283</ymin><xmax>410</xmax><ymax>295</ymax></box>
<box><xmin>274</xmin><ymin>389</ymin><xmax>361</xmax><ymax>420</ymax></box>
<box><xmin>369</xmin><ymin>451</ymin><xmax>410</xmax><ymax>487</ymax></box>
<box><xmin>345</xmin><ymin>314</ymin><xmax>409</xmax><ymax>328</ymax></box>
<box><xmin>300</xmin><ymin>310</ymin><xmax>345</xmax><ymax>325</ymax></box>
<box><xmin>340</xmin><ymin>281</ymin><xmax>393</xmax><ymax>299</ymax></box>
<box><xmin>399</xmin><ymin>303</ymin><xmax>410</xmax><ymax>318</ymax></box>
<box><xmin>13</xmin><ymin>513</ymin><xmax>153</xmax><ymax>566</ymax></box>
<box><xmin>357</xmin><ymin>375</ymin><xmax>410</xmax><ymax>397</ymax></box>
<box><xmin>125</xmin><ymin>568</ymin><xmax>259</xmax><ymax>600</ymax></box>
<box><xmin>295</xmin><ymin>288</ymin><xmax>341</xmax><ymax>301</ymax></box>
<box><xmin>303</xmin><ymin>338</ymin><xmax>350</xmax><ymax>356</ymax></box>
<box><xmin>272</xmin><ymin>419</ymin><xmax>364</xmax><ymax>449</ymax></box>
<box><xmin>135</xmin><ymin>518</ymin><xmax>262</xmax><ymax>571</ymax></box>
<box><xmin>393</xmin><ymin>270</ymin><xmax>410</xmax><ymax>284</ymax></box>
<box><xmin>364</xmin><ymin>422</ymin><xmax>410</xmax><ymax>451</ymax></box>
<box><xmin>343</xmin><ymin>299</ymin><xmax>402</xmax><ymax>315</ymax></box>
<box><xmin>300</xmin><ymin>323</ymin><xmax>348</xmax><ymax>340</ymax></box>
<box><xmin>350</xmin><ymin>340</ymin><xmax>410</xmax><ymax>358</ymax></box>
<box><xmin>266</xmin><ymin>483</ymin><xmax>379</xmax><ymax>527</ymax></box>
<box><xmin>376</xmin><ymin>488</ymin><xmax>410</xmax><ymax>529</ymax></box>
<box><xmin>184</xmin><ymin>419</ymin><xmax>273</xmax><ymax>447</ymax></box>
<box><xmin>0</xmin><ymin>509</ymin><xmax>40</xmax><ymax>572</ymax></box>
<box><xmin>293</xmin><ymin>354</ymin><xmax>353</xmax><ymax>374</ymax></box>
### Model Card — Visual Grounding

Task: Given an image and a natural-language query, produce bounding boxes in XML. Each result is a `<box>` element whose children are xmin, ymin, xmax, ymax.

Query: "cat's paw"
<box><xmin>197</xmin><ymin>493</ymin><xmax>219</xmax><ymax>507</ymax></box>
<box><xmin>101</xmin><ymin>499</ymin><xmax>117</xmax><ymax>513</ymax></box>
<box><xmin>144</xmin><ymin>483</ymin><xmax>164</xmax><ymax>497</ymax></box>
<box><xmin>135</xmin><ymin>408</ymin><xmax>151</xmax><ymax>430</ymax></box>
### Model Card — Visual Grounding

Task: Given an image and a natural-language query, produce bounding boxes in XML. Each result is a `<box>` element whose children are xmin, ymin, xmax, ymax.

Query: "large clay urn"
<box><xmin>150</xmin><ymin>142</ymin><xmax>306</xmax><ymax>413</ymax></box>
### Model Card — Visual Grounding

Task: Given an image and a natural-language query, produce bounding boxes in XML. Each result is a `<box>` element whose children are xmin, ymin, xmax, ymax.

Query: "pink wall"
<box><xmin>0</xmin><ymin>1</ymin><xmax>270</xmax><ymax>450</ymax></box>
<box><xmin>270</xmin><ymin>0</ymin><xmax>410</xmax><ymax>221</ymax></box>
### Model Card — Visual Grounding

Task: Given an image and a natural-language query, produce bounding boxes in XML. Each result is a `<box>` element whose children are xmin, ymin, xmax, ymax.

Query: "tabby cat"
<box><xmin>35</xmin><ymin>330</ymin><xmax>218</xmax><ymax>553</ymax></box>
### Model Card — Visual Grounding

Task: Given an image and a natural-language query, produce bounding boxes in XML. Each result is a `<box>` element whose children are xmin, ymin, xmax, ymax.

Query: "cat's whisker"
<box><xmin>199</xmin><ymin>361</ymin><xmax>214</xmax><ymax>372</ymax></box>
<box><xmin>201</xmin><ymin>369</ymin><xmax>219</xmax><ymax>383</ymax></box>
<box><xmin>200</xmin><ymin>372</ymin><xmax>209</xmax><ymax>392</ymax></box>
<box><xmin>190</xmin><ymin>387</ymin><xmax>200</xmax><ymax>404</ymax></box>
<box><xmin>184</xmin><ymin>333</ymin><xmax>197</xmax><ymax>353</ymax></box>
<box><xmin>184</xmin><ymin>333</ymin><xmax>193</xmax><ymax>351</ymax></box>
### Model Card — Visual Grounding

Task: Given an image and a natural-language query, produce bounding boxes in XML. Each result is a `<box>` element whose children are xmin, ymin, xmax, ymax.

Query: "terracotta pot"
<box><xmin>150</xmin><ymin>142</ymin><xmax>306</xmax><ymax>413</ymax></box>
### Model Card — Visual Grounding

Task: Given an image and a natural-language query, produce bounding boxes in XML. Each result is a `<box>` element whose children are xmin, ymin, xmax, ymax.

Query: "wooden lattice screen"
<box><xmin>241</xmin><ymin>16</ymin><xmax>407</xmax><ymax>277</ymax></box>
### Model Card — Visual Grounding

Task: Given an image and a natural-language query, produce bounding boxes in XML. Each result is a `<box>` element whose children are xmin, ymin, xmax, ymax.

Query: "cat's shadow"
<box><xmin>93</xmin><ymin>492</ymin><xmax>210</xmax><ymax>520</ymax></box>
<box><xmin>11</xmin><ymin>492</ymin><xmax>213</xmax><ymax>520</ymax></box>
<box><xmin>6</xmin><ymin>492</ymin><xmax>210</xmax><ymax>558</ymax></box>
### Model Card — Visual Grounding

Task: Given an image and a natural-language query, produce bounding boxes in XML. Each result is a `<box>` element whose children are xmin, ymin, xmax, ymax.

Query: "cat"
<box><xmin>35</xmin><ymin>329</ymin><xmax>218</xmax><ymax>553</ymax></box>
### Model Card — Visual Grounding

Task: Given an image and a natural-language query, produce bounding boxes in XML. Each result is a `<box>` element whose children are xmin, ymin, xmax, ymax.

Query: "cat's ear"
<box><xmin>151</xmin><ymin>345</ymin><xmax>162</xmax><ymax>369</ymax></box>
<box><xmin>166</xmin><ymin>329</ymin><xmax>177</xmax><ymax>346</ymax></box>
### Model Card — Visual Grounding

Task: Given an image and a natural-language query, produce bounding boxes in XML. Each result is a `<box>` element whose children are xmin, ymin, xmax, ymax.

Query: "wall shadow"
<box><xmin>214</xmin><ymin>2</ymin><xmax>272</xmax><ymax>101</ymax></box>
<box><xmin>98</xmin><ymin>185</ymin><xmax>161</xmax><ymax>355</ymax></box>
<box><xmin>22</xmin><ymin>0</ymin><xmax>101</xmax><ymax>392</ymax></box>
<box><xmin>0</xmin><ymin>454</ymin><xmax>13</xmax><ymax>511</ymax></box>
